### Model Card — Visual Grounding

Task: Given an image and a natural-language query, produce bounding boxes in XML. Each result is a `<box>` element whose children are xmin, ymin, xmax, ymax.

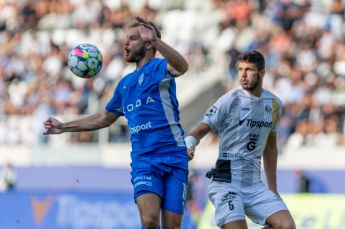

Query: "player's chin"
<box><xmin>124</xmin><ymin>54</ymin><xmax>135</xmax><ymax>63</ymax></box>
<box><xmin>240</xmin><ymin>82</ymin><xmax>248</xmax><ymax>87</ymax></box>
<box><xmin>241</xmin><ymin>84</ymin><xmax>251</xmax><ymax>91</ymax></box>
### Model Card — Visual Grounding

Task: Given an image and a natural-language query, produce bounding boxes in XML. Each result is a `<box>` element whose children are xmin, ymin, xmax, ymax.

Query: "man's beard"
<box><xmin>242</xmin><ymin>74</ymin><xmax>260</xmax><ymax>92</ymax></box>
<box><xmin>126</xmin><ymin>45</ymin><xmax>146</xmax><ymax>63</ymax></box>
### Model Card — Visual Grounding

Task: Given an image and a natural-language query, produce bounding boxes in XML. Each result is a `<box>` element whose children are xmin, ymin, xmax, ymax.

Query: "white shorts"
<box><xmin>208</xmin><ymin>181</ymin><xmax>288</xmax><ymax>227</ymax></box>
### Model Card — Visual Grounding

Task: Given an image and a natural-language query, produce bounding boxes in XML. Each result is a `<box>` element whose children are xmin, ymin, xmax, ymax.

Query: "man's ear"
<box><xmin>259</xmin><ymin>69</ymin><xmax>265</xmax><ymax>79</ymax></box>
<box><xmin>145</xmin><ymin>41</ymin><xmax>152</xmax><ymax>51</ymax></box>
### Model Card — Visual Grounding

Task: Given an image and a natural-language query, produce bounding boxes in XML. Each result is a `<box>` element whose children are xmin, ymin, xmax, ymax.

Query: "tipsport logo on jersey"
<box><xmin>129</xmin><ymin>121</ymin><xmax>152</xmax><ymax>135</ymax></box>
<box><xmin>239</xmin><ymin>118</ymin><xmax>273</xmax><ymax>129</ymax></box>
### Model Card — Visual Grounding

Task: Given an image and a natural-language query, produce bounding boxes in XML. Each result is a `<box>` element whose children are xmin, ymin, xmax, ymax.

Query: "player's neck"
<box><xmin>245</xmin><ymin>87</ymin><xmax>263</xmax><ymax>98</ymax></box>
<box><xmin>136</xmin><ymin>54</ymin><xmax>155</xmax><ymax>70</ymax></box>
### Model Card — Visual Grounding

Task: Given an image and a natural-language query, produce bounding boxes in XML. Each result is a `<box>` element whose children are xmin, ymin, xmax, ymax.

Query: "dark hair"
<box><xmin>237</xmin><ymin>50</ymin><xmax>265</xmax><ymax>70</ymax></box>
<box><xmin>128</xmin><ymin>21</ymin><xmax>161</xmax><ymax>39</ymax></box>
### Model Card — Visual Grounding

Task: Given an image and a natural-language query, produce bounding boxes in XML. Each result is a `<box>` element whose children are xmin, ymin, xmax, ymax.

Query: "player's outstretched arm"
<box><xmin>185</xmin><ymin>123</ymin><xmax>211</xmax><ymax>160</ymax></box>
<box><xmin>263</xmin><ymin>134</ymin><xmax>279</xmax><ymax>194</ymax></box>
<box><xmin>136</xmin><ymin>17</ymin><xmax>188</xmax><ymax>76</ymax></box>
<box><xmin>43</xmin><ymin>110</ymin><xmax>119</xmax><ymax>135</ymax></box>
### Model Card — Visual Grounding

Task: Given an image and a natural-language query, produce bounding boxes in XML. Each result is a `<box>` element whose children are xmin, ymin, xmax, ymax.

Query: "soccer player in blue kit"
<box><xmin>43</xmin><ymin>17</ymin><xmax>189</xmax><ymax>229</ymax></box>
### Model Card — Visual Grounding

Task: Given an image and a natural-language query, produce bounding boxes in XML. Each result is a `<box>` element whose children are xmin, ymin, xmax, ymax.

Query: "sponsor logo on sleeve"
<box><xmin>206</xmin><ymin>105</ymin><xmax>218</xmax><ymax>117</ymax></box>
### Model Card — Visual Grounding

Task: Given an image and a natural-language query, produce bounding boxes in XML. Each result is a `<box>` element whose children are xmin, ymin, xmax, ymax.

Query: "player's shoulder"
<box><xmin>224</xmin><ymin>88</ymin><xmax>246</xmax><ymax>100</ymax></box>
<box><xmin>262</xmin><ymin>89</ymin><xmax>283</xmax><ymax>106</ymax></box>
<box><xmin>152</xmin><ymin>58</ymin><xmax>166</xmax><ymax>64</ymax></box>
<box><xmin>216</xmin><ymin>88</ymin><xmax>242</xmax><ymax>105</ymax></box>
<box><xmin>221</xmin><ymin>87</ymin><xmax>243</xmax><ymax>97</ymax></box>
<box><xmin>146</xmin><ymin>58</ymin><xmax>166</xmax><ymax>68</ymax></box>
<box><xmin>119</xmin><ymin>71</ymin><xmax>136</xmax><ymax>84</ymax></box>
<box><xmin>142</xmin><ymin>58</ymin><xmax>168</xmax><ymax>75</ymax></box>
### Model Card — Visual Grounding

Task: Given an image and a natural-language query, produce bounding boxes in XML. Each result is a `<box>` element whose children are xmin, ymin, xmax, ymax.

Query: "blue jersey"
<box><xmin>106</xmin><ymin>58</ymin><xmax>186</xmax><ymax>156</ymax></box>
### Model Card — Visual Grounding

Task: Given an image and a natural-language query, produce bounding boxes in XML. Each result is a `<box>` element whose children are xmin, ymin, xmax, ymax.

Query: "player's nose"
<box><xmin>124</xmin><ymin>38</ymin><xmax>130</xmax><ymax>46</ymax></box>
<box><xmin>240</xmin><ymin>71</ymin><xmax>247</xmax><ymax>78</ymax></box>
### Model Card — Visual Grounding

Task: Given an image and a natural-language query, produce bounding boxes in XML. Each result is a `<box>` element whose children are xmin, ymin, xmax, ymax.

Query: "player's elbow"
<box><xmin>180</xmin><ymin>62</ymin><xmax>188</xmax><ymax>74</ymax></box>
<box><xmin>177</xmin><ymin>57</ymin><xmax>189</xmax><ymax>73</ymax></box>
<box><xmin>99</xmin><ymin>111</ymin><xmax>117</xmax><ymax>128</ymax></box>
<box><xmin>175</xmin><ymin>63</ymin><xmax>188</xmax><ymax>76</ymax></box>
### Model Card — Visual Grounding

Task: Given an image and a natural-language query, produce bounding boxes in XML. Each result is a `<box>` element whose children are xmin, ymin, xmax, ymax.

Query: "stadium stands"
<box><xmin>0</xmin><ymin>0</ymin><xmax>344</xmax><ymax>147</ymax></box>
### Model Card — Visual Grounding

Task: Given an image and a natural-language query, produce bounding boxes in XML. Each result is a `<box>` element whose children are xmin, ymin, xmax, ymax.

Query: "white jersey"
<box><xmin>203</xmin><ymin>88</ymin><xmax>282</xmax><ymax>187</ymax></box>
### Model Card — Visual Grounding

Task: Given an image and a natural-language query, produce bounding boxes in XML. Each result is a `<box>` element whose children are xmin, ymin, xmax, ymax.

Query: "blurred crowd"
<box><xmin>0</xmin><ymin>0</ymin><xmax>344</xmax><ymax>149</ymax></box>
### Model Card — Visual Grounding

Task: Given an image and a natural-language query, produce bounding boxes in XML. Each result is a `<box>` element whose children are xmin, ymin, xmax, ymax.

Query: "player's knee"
<box><xmin>267</xmin><ymin>210</ymin><xmax>295</xmax><ymax>229</ymax></box>
<box><xmin>162</xmin><ymin>213</ymin><xmax>182</xmax><ymax>229</ymax></box>
<box><xmin>273</xmin><ymin>220</ymin><xmax>296</xmax><ymax>229</ymax></box>
<box><xmin>141</xmin><ymin>213</ymin><xmax>160</xmax><ymax>228</ymax></box>
<box><xmin>162</xmin><ymin>221</ymin><xmax>180</xmax><ymax>229</ymax></box>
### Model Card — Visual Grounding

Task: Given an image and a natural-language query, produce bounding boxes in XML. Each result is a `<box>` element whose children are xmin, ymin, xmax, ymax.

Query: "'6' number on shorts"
<box><xmin>228</xmin><ymin>200</ymin><xmax>234</xmax><ymax>211</ymax></box>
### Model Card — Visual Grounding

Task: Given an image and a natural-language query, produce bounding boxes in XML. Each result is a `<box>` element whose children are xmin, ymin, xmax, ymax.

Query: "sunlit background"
<box><xmin>0</xmin><ymin>0</ymin><xmax>345</xmax><ymax>228</ymax></box>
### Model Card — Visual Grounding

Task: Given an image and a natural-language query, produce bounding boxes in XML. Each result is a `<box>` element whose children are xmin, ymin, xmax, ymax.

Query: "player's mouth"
<box><xmin>240</xmin><ymin>80</ymin><xmax>248</xmax><ymax>85</ymax></box>
<box><xmin>124</xmin><ymin>48</ymin><xmax>131</xmax><ymax>57</ymax></box>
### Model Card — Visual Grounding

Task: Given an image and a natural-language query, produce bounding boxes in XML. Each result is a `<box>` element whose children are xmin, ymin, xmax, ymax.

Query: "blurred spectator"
<box><xmin>185</xmin><ymin>168</ymin><xmax>203</xmax><ymax>229</ymax></box>
<box><xmin>294</xmin><ymin>169</ymin><xmax>311</xmax><ymax>193</ymax></box>
<box><xmin>271</xmin><ymin>0</ymin><xmax>310</xmax><ymax>31</ymax></box>
<box><xmin>0</xmin><ymin>162</ymin><xmax>17</xmax><ymax>192</ymax></box>
<box><xmin>285</xmin><ymin>121</ymin><xmax>308</xmax><ymax>148</ymax></box>
<box><xmin>227</xmin><ymin>48</ymin><xmax>241</xmax><ymax>82</ymax></box>
<box><xmin>330</xmin><ymin>0</ymin><xmax>345</xmax><ymax>16</ymax></box>
<box><xmin>294</xmin><ymin>169</ymin><xmax>328</xmax><ymax>193</ymax></box>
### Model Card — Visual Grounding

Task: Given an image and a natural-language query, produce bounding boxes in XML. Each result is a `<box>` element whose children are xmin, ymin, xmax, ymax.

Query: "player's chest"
<box><xmin>121</xmin><ymin>74</ymin><xmax>160</xmax><ymax>113</ymax></box>
<box><xmin>230</xmin><ymin>99</ymin><xmax>274</xmax><ymax>129</ymax></box>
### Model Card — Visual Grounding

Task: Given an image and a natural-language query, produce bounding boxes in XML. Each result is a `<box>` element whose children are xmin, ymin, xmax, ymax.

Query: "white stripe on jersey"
<box><xmin>159</xmin><ymin>75</ymin><xmax>185</xmax><ymax>147</ymax></box>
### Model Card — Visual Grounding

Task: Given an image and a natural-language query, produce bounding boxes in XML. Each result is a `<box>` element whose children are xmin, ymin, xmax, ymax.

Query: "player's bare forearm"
<box><xmin>63</xmin><ymin>110</ymin><xmax>119</xmax><ymax>132</ymax></box>
<box><xmin>44</xmin><ymin>112</ymin><xmax>117</xmax><ymax>135</ymax></box>
<box><xmin>152</xmin><ymin>39</ymin><xmax>188</xmax><ymax>76</ymax></box>
<box><xmin>185</xmin><ymin>123</ymin><xmax>211</xmax><ymax>160</ymax></box>
<box><xmin>189</xmin><ymin>123</ymin><xmax>211</xmax><ymax>143</ymax></box>
<box><xmin>263</xmin><ymin>134</ymin><xmax>278</xmax><ymax>193</ymax></box>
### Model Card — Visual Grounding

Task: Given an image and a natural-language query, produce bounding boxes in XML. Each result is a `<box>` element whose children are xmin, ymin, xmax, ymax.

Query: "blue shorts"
<box><xmin>131</xmin><ymin>154</ymin><xmax>189</xmax><ymax>214</ymax></box>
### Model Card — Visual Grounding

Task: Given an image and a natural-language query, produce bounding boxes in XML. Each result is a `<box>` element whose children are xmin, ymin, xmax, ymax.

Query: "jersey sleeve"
<box><xmin>151</xmin><ymin>58</ymin><xmax>175</xmax><ymax>79</ymax></box>
<box><xmin>270</xmin><ymin>97</ymin><xmax>283</xmax><ymax>135</ymax></box>
<box><xmin>105</xmin><ymin>81</ymin><xmax>124</xmax><ymax>116</ymax></box>
<box><xmin>202</xmin><ymin>95</ymin><xmax>228</xmax><ymax>132</ymax></box>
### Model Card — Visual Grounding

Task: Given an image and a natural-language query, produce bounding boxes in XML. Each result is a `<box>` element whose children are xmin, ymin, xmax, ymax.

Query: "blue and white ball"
<box><xmin>68</xmin><ymin>43</ymin><xmax>103</xmax><ymax>78</ymax></box>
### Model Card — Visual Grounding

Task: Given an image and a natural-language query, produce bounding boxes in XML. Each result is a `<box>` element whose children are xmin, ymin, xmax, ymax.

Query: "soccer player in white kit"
<box><xmin>185</xmin><ymin>50</ymin><xmax>296</xmax><ymax>229</ymax></box>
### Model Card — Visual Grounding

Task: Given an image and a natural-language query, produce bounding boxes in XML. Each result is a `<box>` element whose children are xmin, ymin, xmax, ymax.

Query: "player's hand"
<box><xmin>136</xmin><ymin>17</ymin><xmax>157</xmax><ymax>42</ymax></box>
<box><xmin>187</xmin><ymin>148</ymin><xmax>195</xmax><ymax>161</ymax></box>
<box><xmin>43</xmin><ymin>117</ymin><xmax>64</xmax><ymax>135</ymax></box>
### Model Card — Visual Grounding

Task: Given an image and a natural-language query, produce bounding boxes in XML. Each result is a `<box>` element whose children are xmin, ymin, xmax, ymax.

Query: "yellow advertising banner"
<box><xmin>198</xmin><ymin>194</ymin><xmax>345</xmax><ymax>229</ymax></box>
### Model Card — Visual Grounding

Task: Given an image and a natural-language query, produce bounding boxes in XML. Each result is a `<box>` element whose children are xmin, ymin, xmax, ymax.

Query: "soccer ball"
<box><xmin>68</xmin><ymin>43</ymin><xmax>103</xmax><ymax>78</ymax></box>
